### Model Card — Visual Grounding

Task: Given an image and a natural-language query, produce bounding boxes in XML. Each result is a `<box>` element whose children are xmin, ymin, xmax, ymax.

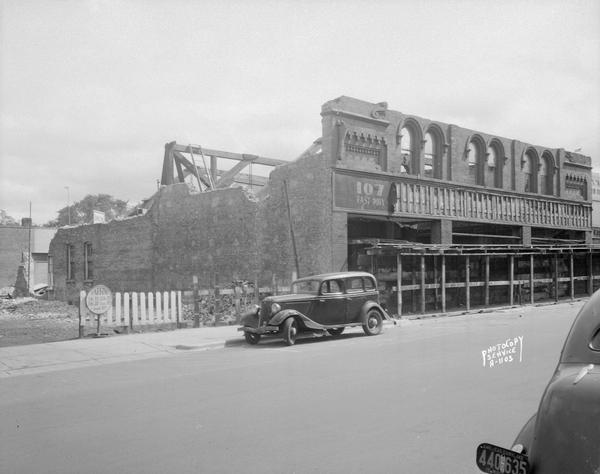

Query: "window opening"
<box><xmin>66</xmin><ymin>244</ymin><xmax>74</xmax><ymax>280</ymax></box>
<box><xmin>424</xmin><ymin>132</ymin><xmax>434</xmax><ymax>178</ymax></box>
<box><xmin>84</xmin><ymin>242</ymin><xmax>93</xmax><ymax>280</ymax></box>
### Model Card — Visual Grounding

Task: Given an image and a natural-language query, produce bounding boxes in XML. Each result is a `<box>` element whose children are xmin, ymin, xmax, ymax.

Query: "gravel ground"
<box><xmin>0</xmin><ymin>297</ymin><xmax>238</xmax><ymax>347</ymax></box>
<box><xmin>0</xmin><ymin>298</ymin><xmax>80</xmax><ymax>347</ymax></box>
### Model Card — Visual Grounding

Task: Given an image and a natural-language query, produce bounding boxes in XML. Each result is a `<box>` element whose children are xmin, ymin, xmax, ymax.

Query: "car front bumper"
<box><xmin>238</xmin><ymin>325</ymin><xmax>280</xmax><ymax>335</ymax></box>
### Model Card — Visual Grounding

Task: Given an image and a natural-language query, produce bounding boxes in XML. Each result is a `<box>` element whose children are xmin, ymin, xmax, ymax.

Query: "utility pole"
<box><xmin>27</xmin><ymin>202</ymin><xmax>32</xmax><ymax>294</ymax></box>
<box><xmin>64</xmin><ymin>186</ymin><xmax>71</xmax><ymax>225</ymax></box>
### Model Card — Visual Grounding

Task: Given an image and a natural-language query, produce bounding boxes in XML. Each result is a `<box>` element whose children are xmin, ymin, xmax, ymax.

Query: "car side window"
<box><xmin>321</xmin><ymin>280</ymin><xmax>342</xmax><ymax>294</ymax></box>
<box><xmin>363</xmin><ymin>277</ymin><xmax>375</xmax><ymax>290</ymax></box>
<box><xmin>346</xmin><ymin>277</ymin><xmax>364</xmax><ymax>293</ymax></box>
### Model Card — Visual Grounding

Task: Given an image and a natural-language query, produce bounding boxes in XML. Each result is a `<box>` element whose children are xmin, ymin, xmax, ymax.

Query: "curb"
<box><xmin>402</xmin><ymin>297</ymin><xmax>589</xmax><ymax>321</ymax></box>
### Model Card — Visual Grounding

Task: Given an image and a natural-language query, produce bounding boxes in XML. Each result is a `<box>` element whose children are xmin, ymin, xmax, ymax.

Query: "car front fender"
<box><xmin>240</xmin><ymin>305</ymin><xmax>260</xmax><ymax>326</ymax></box>
<box><xmin>268</xmin><ymin>309</ymin><xmax>325</xmax><ymax>331</ymax></box>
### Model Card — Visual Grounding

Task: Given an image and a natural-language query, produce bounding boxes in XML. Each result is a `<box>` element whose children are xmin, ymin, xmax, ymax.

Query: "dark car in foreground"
<box><xmin>476</xmin><ymin>290</ymin><xmax>600</xmax><ymax>474</ymax></box>
<box><xmin>239</xmin><ymin>271</ymin><xmax>392</xmax><ymax>346</ymax></box>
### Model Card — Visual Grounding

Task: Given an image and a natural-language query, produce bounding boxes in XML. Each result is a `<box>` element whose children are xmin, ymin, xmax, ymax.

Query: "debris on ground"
<box><xmin>0</xmin><ymin>298</ymin><xmax>79</xmax><ymax>347</ymax></box>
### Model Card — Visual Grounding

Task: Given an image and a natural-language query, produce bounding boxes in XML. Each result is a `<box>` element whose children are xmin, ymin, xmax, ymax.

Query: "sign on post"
<box><xmin>86</xmin><ymin>284</ymin><xmax>112</xmax><ymax>336</ymax></box>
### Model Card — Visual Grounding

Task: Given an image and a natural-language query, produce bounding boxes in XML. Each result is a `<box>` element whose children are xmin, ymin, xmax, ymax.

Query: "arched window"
<box><xmin>487</xmin><ymin>146</ymin><xmax>496</xmax><ymax>168</ymax></box>
<box><xmin>540</xmin><ymin>152</ymin><xmax>555</xmax><ymax>196</ymax></box>
<box><xmin>466</xmin><ymin>138</ymin><xmax>484</xmax><ymax>185</ymax></box>
<box><xmin>400</xmin><ymin>126</ymin><xmax>413</xmax><ymax>174</ymax></box>
<box><xmin>486</xmin><ymin>140</ymin><xmax>504</xmax><ymax>188</ymax></box>
<box><xmin>523</xmin><ymin>150</ymin><xmax>537</xmax><ymax>193</ymax></box>
<box><xmin>424</xmin><ymin>132</ymin><xmax>434</xmax><ymax>178</ymax></box>
<box><xmin>424</xmin><ymin>126</ymin><xmax>444</xmax><ymax>179</ymax></box>
<box><xmin>399</xmin><ymin>120</ymin><xmax>422</xmax><ymax>176</ymax></box>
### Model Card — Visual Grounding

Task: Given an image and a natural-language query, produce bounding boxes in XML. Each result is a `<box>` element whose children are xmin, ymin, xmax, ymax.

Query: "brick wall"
<box><xmin>0</xmin><ymin>227</ymin><xmax>29</xmax><ymax>288</ymax></box>
<box><xmin>151</xmin><ymin>184</ymin><xmax>260</xmax><ymax>290</ymax></box>
<box><xmin>50</xmin><ymin>216</ymin><xmax>154</xmax><ymax>302</ymax></box>
<box><xmin>258</xmin><ymin>151</ymin><xmax>335</xmax><ymax>284</ymax></box>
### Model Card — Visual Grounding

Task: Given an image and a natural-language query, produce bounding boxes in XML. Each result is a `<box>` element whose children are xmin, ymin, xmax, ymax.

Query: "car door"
<box><xmin>345</xmin><ymin>276</ymin><xmax>368</xmax><ymax>323</ymax></box>
<box><xmin>310</xmin><ymin>279</ymin><xmax>346</xmax><ymax>326</ymax></box>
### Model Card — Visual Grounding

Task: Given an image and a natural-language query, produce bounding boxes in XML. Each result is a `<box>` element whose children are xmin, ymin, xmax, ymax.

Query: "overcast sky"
<box><xmin>1</xmin><ymin>0</ymin><xmax>598</xmax><ymax>225</ymax></box>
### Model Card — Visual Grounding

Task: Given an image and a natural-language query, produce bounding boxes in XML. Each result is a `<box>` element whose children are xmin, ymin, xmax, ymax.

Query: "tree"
<box><xmin>0</xmin><ymin>209</ymin><xmax>18</xmax><ymax>225</ymax></box>
<box><xmin>46</xmin><ymin>194</ymin><xmax>130</xmax><ymax>227</ymax></box>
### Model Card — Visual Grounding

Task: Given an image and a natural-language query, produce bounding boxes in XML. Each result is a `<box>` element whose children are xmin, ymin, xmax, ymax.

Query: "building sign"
<box><xmin>334</xmin><ymin>172</ymin><xmax>391</xmax><ymax>214</ymax></box>
<box><xmin>86</xmin><ymin>284</ymin><xmax>112</xmax><ymax>315</ymax></box>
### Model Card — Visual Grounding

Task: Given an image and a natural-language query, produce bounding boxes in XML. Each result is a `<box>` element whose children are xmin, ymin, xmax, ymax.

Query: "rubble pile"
<box><xmin>0</xmin><ymin>297</ymin><xmax>78</xmax><ymax>321</ymax></box>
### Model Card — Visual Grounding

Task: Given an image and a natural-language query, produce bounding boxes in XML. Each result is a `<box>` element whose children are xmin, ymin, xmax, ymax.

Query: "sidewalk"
<box><xmin>0</xmin><ymin>325</ymin><xmax>245</xmax><ymax>378</ymax></box>
<box><xmin>1</xmin><ymin>299</ymin><xmax>582</xmax><ymax>378</ymax></box>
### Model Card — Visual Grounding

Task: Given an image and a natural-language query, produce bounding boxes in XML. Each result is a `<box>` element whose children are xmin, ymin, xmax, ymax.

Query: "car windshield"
<box><xmin>291</xmin><ymin>279</ymin><xmax>320</xmax><ymax>295</ymax></box>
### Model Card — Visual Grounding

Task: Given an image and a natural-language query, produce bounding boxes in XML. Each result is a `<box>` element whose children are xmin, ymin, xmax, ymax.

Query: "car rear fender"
<box><xmin>268</xmin><ymin>309</ymin><xmax>325</xmax><ymax>331</ymax></box>
<box><xmin>360</xmin><ymin>301</ymin><xmax>391</xmax><ymax>323</ymax></box>
<box><xmin>512</xmin><ymin>413</ymin><xmax>536</xmax><ymax>454</ymax></box>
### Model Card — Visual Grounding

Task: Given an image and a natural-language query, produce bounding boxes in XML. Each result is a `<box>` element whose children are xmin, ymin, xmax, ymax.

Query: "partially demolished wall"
<box><xmin>49</xmin><ymin>149</ymin><xmax>336</xmax><ymax>302</ymax></box>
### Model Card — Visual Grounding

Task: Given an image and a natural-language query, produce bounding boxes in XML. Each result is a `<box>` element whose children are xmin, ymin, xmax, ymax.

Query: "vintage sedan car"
<box><xmin>476</xmin><ymin>290</ymin><xmax>600</xmax><ymax>474</ymax></box>
<box><xmin>239</xmin><ymin>271</ymin><xmax>392</xmax><ymax>346</ymax></box>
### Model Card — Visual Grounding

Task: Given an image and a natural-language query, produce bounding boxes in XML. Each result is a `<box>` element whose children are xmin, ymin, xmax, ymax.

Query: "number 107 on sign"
<box><xmin>356</xmin><ymin>181</ymin><xmax>384</xmax><ymax>197</ymax></box>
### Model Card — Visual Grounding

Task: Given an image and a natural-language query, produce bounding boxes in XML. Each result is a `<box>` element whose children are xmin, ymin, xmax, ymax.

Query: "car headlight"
<box><xmin>271</xmin><ymin>303</ymin><xmax>281</xmax><ymax>314</ymax></box>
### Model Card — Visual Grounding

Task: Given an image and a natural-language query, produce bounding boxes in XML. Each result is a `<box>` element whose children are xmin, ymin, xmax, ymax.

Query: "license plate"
<box><xmin>476</xmin><ymin>443</ymin><xmax>530</xmax><ymax>474</ymax></box>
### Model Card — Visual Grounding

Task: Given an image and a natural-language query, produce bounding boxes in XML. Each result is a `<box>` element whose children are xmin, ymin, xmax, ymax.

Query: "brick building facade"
<box><xmin>49</xmin><ymin>96</ymin><xmax>594</xmax><ymax>310</ymax></box>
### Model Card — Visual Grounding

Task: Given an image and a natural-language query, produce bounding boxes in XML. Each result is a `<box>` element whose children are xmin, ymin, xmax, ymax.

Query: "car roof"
<box><xmin>293</xmin><ymin>271</ymin><xmax>375</xmax><ymax>283</ymax></box>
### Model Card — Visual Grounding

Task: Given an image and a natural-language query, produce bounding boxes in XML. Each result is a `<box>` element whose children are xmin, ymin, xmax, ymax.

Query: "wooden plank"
<box><xmin>588</xmin><ymin>252</ymin><xmax>594</xmax><ymax>295</ymax></box>
<box><xmin>210</xmin><ymin>155</ymin><xmax>217</xmax><ymax>184</ymax></box>
<box><xmin>484</xmin><ymin>255</ymin><xmax>490</xmax><ymax>306</ymax></box>
<box><xmin>397</xmin><ymin>254</ymin><xmax>402</xmax><ymax>317</ymax></box>
<box><xmin>530</xmin><ymin>254</ymin><xmax>534</xmax><ymax>304</ymax></box>
<box><xmin>569</xmin><ymin>253</ymin><xmax>574</xmax><ymax>300</ymax></box>
<box><xmin>140</xmin><ymin>292</ymin><xmax>147</xmax><ymax>325</ymax></box>
<box><xmin>123</xmin><ymin>292</ymin><xmax>130</xmax><ymax>328</ymax></box>
<box><xmin>420</xmin><ymin>255</ymin><xmax>426</xmax><ymax>314</ymax></box>
<box><xmin>215</xmin><ymin>160</ymin><xmax>251</xmax><ymax>188</ymax></box>
<box><xmin>132</xmin><ymin>292</ymin><xmax>139</xmax><ymax>325</ymax></box>
<box><xmin>160</xmin><ymin>142</ymin><xmax>175</xmax><ymax>185</ymax></box>
<box><xmin>441</xmin><ymin>255</ymin><xmax>446</xmax><ymax>313</ymax></box>
<box><xmin>465</xmin><ymin>256</ymin><xmax>470</xmax><ymax>311</ymax></box>
<box><xmin>173</xmin><ymin>151</ymin><xmax>211</xmax><ymax>188</ymax></box>
<box><xmin>509</xmin><ymin>255</ymin><xmax>514</xmax><ymax>306</ymax></box>
<box><xmin>155</xmin><ymin>292</ymin><xmax>162</xmax><ymax>320</ymax></box>
<box><xmin>554</xmin><ymin>255</ymin><xmax>559</xmax><ymax>302</ymax></box>
<box><xmin>172</xmin><ymin>144</ymin><xmax>286</xmax><ymax>167</ymax></box>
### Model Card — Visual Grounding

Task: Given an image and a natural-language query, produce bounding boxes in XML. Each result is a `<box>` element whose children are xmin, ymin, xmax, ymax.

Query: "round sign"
<box><xmin>86</xmin><ymin>284</ymin><xmax>112</xmax><ymax>315</ymax></box>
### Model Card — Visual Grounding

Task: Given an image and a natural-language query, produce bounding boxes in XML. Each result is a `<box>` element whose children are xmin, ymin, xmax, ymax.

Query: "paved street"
<box><xmin>0</xmin><ymin>301</ymin><xmax>583</xmax><ymax>474</ymax></box>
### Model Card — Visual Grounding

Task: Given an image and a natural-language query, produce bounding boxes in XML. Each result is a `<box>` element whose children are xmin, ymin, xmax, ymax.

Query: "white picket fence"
<box><xmin>80</xmin><ymin>290</ymin><xmax>182</xmax><ymax>327</ymax></box>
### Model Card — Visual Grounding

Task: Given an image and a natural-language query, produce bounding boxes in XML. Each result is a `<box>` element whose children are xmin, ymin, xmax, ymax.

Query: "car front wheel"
<box><xmin>363</xmin><ymin>309</ymin><xmax>383</xmax><ymax>336</ymax></box>
<box><xmin>244</xmin><ymin>332</ymin><xmax>261</xmax><ymax>345</ymax></box>
<box><xmin>282</xmin><ymin>318</ymin><xmax>298</xmax><ymax>346</ymax></box>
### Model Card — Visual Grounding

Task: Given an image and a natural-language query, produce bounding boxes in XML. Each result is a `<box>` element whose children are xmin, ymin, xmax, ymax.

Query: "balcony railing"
<box><xmin>390</xmin><ymin>178</ymin><xmax>591</xmax><ymax>229</ymax></box>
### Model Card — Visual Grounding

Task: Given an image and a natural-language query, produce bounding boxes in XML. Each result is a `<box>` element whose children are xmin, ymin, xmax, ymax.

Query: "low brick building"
<box><xmin>49</xmin><ymin>96</ymin><xmax>596</xmax><ymax>312</ymax></box>
<box><xmin>0</xmin><ymin>220</ymin><xmax>56</xmax><ymax>291</ymax></box>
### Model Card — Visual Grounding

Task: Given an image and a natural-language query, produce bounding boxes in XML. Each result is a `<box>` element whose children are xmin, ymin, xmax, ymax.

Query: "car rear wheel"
<box><xmin>244</xmin><ymin>332</ymin><xmax>261</xmax><ymax>345</ymax></box>
<box><xmin>283</xmin><ymin>318</ymin><xmax>298</xmax><ymax>346</ymax></box>
<box><xmin>363</xmin><ymin>309</ymin><xmax>383</xmax><ymax>336</ymax></box>
<box><xmin>328</xmin><ymin>327</ymin><xmax>345</xmax><ymax>337</ymax></box>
